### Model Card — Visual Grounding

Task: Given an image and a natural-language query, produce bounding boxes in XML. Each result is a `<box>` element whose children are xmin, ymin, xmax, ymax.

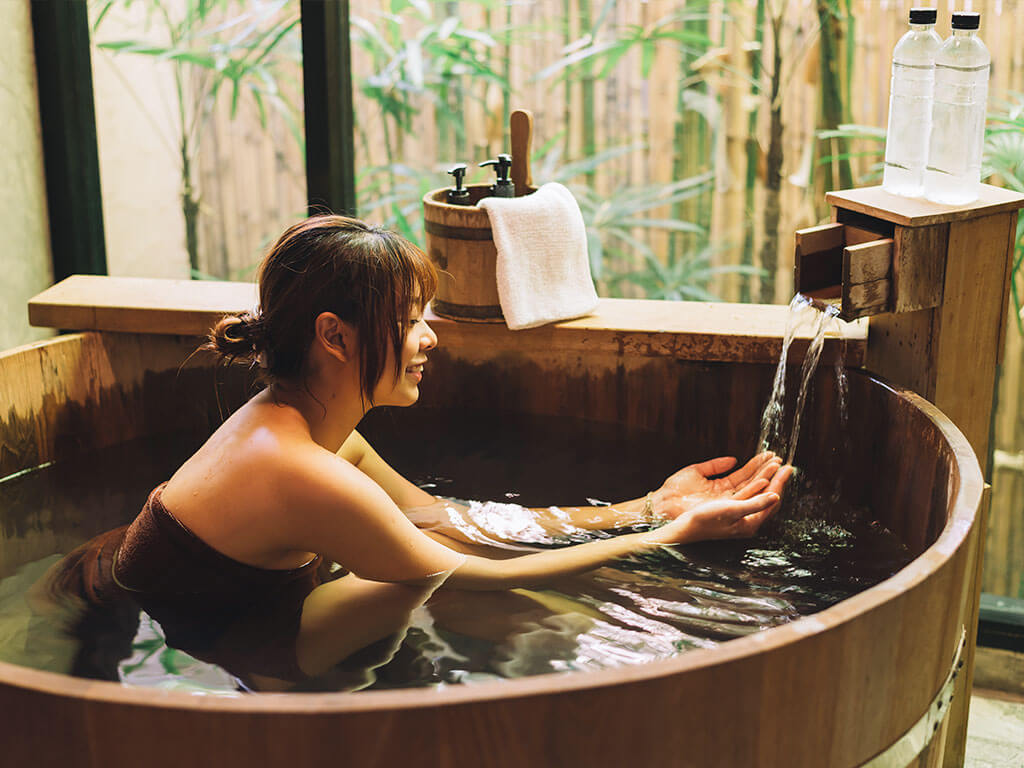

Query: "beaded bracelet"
<box><xmin>643</xmin><ymin>492</ymin><xmax>656</xmax><ymax>524</ymax></box>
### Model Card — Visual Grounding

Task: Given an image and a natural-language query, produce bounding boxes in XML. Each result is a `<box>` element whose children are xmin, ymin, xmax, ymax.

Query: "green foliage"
<box><xmin>350</xmin><ymin>3</ymin><xmax>507</xmax><ymax>139</ymax></box>
<box><xmin>91</xmin><ymin>0</ymin><xmax>303</xmax><ymax>276</ymax></box>
<box><xmin>533</xmin><ymin>7</ymin><xmax>715</xmax><ymax>83</ymax></box>
<box><xmin>806</xmin><ymin>123</ymin><xmax>886</xmax><ymax>191</ymax></box>
<box><xmin>350</xmin><ymin>1</ymin><xmax>509</xmax><ymax>229</ymax></box>
<box><xmin>357</xmin><ymin>163</ymin><xmax>450</xmax><ymax>243</ymax></box>
<box><xmin>92</xmin><ymin>0</ymin><xmax>303</xmax><ymax>140</ymax></box>
<box><xmin>347</xmin><ymin>1</ymin><xmax>765</xmax><ymax>301</ymax></box>
<box><xmin>983</xmin><ymin>93</ymin><xmax>1024</xmax><ymax>329</ymax></box>
<box><xmin>609</xmin><ymin>238</ymin><xmax>765</xmax><ymax>302</ymax></box>
<box><xmin>533</xmin><ymin>142</ymin><xmax>758</xmax><ymax>297</ymax></box>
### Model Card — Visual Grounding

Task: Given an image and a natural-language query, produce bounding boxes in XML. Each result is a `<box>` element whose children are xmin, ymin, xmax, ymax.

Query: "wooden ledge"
<box><xmin>28</xmin><ymin>275</ymin><xmax>258</xmax><ymax>337</ymax></box>
<box><xmin>827</xmin><ymin>184</ymin><xmax>1024</xmax><ymax>228</ymax></box>
<box><xmin>430</xmin><ymin>299</ymin><xmax>865</xmax><ymax>365</ymax></box>
<box><xmin>28</xmin><ymin>275</ymin><xmax>866</xmax><ymax>366</ymax></box>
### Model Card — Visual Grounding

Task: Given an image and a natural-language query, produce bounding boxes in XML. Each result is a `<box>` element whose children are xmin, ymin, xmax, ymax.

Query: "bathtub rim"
<box><xmin>0</xmin><ymin>332</ymin><xmax>982</xmax><ymax>715</ymax></box>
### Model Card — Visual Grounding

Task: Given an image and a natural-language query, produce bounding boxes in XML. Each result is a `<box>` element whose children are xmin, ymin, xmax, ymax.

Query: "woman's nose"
<box><xmin>421</xmin><ymin>322</ymin><xmax>438</xmax><ymax>351</ymax></box>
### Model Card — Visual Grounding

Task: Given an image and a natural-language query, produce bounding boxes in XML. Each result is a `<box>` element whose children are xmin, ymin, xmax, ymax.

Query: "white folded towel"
<box><xmin>477</xmin><ymin>182</ymin><xmax>599</xmax><ymax>330</ymax></box>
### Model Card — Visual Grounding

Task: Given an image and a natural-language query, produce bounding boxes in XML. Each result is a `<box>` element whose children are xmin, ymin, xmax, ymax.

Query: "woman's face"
<box><xmin>373</xmin><ymin>306</ymin><xmax>437</xmax><ymax>407</ymax></box>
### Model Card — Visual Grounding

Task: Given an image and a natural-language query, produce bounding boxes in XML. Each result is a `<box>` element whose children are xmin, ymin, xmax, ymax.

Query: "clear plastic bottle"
<box><xmin>924</xmin><ymin>12</ymin><xmax>990</xmax><ymax>205</ymax></box>
<box><xmin>882</xmin><ymin>8</ymin><xmax>941</xmax><ymax>197</ymax></box>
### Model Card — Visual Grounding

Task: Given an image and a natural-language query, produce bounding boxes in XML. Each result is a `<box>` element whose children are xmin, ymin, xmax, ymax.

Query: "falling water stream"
<box><xmin>758</xmin><ymin>294</ymin><xmax>847</xmax><ymax>468</ymax></box>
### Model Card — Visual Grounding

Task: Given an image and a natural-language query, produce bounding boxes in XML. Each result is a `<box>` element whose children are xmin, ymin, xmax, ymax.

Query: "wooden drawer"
<box><xmin>794</xmin><ymin>210</ymin><xmax>947</xmax><ymax>321</ymax></box>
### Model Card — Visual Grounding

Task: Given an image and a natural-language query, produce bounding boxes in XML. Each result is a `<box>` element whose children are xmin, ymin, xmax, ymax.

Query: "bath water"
<box><xmin>0</xmin><ymin>408</ymin><xmax>909</xmax><ymax>694</ymax></box>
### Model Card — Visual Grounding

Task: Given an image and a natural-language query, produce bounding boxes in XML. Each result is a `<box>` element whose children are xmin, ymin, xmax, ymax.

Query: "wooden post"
<box><xmin>300</xmin><ymin>0</ymin><xmax>356</xmax><ymax>217</ymax></box>
<box><xmin>821</xmin><ymin>184</ymin><xmax>1024</xmax><ymax>768</ymax></box>
<box><xmin>30</xmin><ymin>0</ymin><xmax>108</xmax><ymax>279</ymax></box>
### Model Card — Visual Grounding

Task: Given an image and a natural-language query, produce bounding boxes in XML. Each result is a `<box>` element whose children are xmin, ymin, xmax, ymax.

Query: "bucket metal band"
<box><xmin>431</xmin><ymin>298</ymin><xmax>504</xmax><ymax>322</ymax></box>
<box><xmin>424</xmin><ymin>220</ymin><xmax>494</xmax><ymax>241</ymax></box>
<box><xmin>860</xmin><ymin>626</ymin><xmax>967</xmax><ymax>768</ymax></box>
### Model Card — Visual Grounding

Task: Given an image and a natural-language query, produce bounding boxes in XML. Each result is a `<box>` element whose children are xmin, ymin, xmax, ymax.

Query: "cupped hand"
<box><xmin>647</xmin><ymin>463</ymin><xmax>794</xmax><ymax>545</ymax></box>
<box><xmin>652</xmin><ymin>452</ymin><xmax>785</xmax><ymax>522</ymax></box>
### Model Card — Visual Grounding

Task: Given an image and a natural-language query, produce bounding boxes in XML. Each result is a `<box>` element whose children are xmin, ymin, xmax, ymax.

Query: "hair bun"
<box><xmin>205</xmin><ymin>310</ymin><xmax>264</xmax><ymax>361</ymax></box>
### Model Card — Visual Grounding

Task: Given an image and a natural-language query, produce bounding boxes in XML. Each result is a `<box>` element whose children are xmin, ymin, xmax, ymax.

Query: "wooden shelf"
<box><xmin>827</xmin><ymin>184</ymin><xmax>1024</xmax><ymax>228</ymax></box>
<box><xmin>28</xmin><ymin>275</ymin><xmax>866</xmax><ymax>366</ymax></box>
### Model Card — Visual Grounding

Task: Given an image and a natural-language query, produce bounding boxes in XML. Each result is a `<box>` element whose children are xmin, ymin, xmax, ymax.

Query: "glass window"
<box><xmin>89</xmin><ymin>0</ymin><xmax>305</xmax><ymax>281</ymax></box>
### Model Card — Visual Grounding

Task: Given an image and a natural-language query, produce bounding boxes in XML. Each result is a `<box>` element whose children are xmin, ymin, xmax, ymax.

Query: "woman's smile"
<box><xmin>406</xmin><ymin>360</ymin><xmax>426</xmax><ymax>381</ymax></box>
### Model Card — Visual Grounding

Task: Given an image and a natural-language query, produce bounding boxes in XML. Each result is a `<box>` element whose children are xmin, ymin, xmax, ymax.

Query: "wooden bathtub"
<box><xmin>0</xmin><ymin>284</ymin><xmax>981</xmax><ymax>768</ymax></box>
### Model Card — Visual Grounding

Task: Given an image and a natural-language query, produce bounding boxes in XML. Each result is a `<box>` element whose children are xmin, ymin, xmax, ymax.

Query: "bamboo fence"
<box><xmin>187</xmin><ymin>0</ymin><xmax>1024</xmax><ymax>595</ymax></box>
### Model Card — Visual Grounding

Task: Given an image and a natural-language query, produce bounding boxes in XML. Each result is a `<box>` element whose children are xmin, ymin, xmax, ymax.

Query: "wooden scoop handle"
<box><xmin>510</xmin><ymin>109</ymin><xmax>534</xmax><ymax>196</ymax></box>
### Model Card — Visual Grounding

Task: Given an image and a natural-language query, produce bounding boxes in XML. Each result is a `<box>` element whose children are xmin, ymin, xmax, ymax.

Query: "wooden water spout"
<box><xmin>795</xmin><ymin>183</ymin><xmax>1024</xmax><ymax>767</ymax></box>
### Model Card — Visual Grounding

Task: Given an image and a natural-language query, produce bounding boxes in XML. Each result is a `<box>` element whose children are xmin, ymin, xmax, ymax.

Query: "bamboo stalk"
<box><xmin>758</xmin><ymin>11</ymin><xmax>783</xmax><ymax>304</ymax></box>
<box><xmin>816</xmin><ymin>0</ymin><xmax>852</xmax><ymax>192</ymax></box>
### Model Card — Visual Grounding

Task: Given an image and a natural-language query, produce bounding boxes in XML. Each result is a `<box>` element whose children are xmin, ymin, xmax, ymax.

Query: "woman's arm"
<box><xmin>338</xmin><ymin>431</ymin><xmax>639</xmax><ymax>539</ymax></box>
<box><xmin>338</xmin><ymin>430</ymin><xmax>436</xmax><ymax>509</ymax></box>
<box><xmin>444</xmin><ymin>490</ymin><xmax>784</xmax><ymax>590</ymax></box>
<box><xmin>282</xmin><ymin>447</ymin><xmax>466</xmax><ymax>585</ymax></box>
<box><xmin>341</xmin><ymin>431</ymin><xmax>786</xmax><ymax>536</ymax></box>
<box><xmin>286</xmin><ymin>443</ymin><xmax>788</xmax><ymax>592</ymax></box>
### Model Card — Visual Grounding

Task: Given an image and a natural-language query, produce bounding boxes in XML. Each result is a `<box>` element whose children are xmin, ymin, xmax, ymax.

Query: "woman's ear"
<box><xmin>313</xmin><ymin>312</ymin><xmax>357</xmax><ymax>363</ymax></box>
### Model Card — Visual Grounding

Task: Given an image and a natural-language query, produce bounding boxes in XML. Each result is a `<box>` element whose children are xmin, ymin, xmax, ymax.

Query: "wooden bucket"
<box><xmin>422</xmin><ymin>184</ymin><xmax>535</xmax><ymax>323</ymax></box>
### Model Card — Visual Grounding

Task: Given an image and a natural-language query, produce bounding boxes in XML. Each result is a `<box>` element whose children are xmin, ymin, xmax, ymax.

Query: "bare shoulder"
<box><xmin>160</xmin><ymin>396</ymin><xmax>321</xmax><ymax>540</ymax></box>
<box><xmin>276</xmin><ymin>438</ymin><xmax>379</xmax><ymax>511</ymax></box>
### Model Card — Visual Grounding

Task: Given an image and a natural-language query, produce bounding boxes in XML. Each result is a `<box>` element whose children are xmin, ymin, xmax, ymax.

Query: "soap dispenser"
<box><xmin>479</xmin><ymin>154</ymin><xmax>516</xmax><ymax>198</ymax></box>
<box><xmin>446</xmin><ymin>164</ymin><xmax>472</xmax><ymax>205</ymax></box>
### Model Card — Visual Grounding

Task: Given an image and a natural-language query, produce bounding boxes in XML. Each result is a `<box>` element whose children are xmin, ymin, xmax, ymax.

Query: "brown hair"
<box><xmin>205</xmin><ymin>215</ymin><xmax>437</xmax><ymax>403</ymax></box>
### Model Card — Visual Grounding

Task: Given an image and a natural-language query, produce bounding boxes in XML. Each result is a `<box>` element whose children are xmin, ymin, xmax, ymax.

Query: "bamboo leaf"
<box><xmin>453</xmin><ymin>28</ymin><xmax>497</xmax><ymax>47</ymax></box>
<box><xmin>605</xmin><ymin>229</ymin><xmax>655</xmax><ymax>259</ymax></box>
<box><xmin>229</xmin><ymin>75</ymin><xmax>240</xmax><ymax>118</ymax></box>
<box><xmin>618</xmin><ymin>218</ymin><xmax>707</xmax><ymax>234</ymax></box>
<box><xmin>597</xmin><ymin>45</ymin><xmax>631</xmax><ymax>79</ymax></box>
<box><xmin>587</xmin><ymin>230</ymin><xmax>604</xmax><ymax>280</ymax></box>
<box><xmin>405</xmin><ymin>38</ymin><xmax>424</xmax><ymax>90</ymax></box>
<box><xmin>249</xmin><ymin>84</ymin><xmax>267</xmax><ymax>130</ymax></box>
<box><xmin>97</xmin><ymin>40</ymin><xmax>171</xmax><ymax>54</ymax></box>
<box><xmin>550</xmin><ymin>143</ymin><xmax>646</xmax><ymax>181</ymax></box>
<box><xmin>641</xmin><ymin>43</ymin><xmax>656</xmax><ymax>79</ymax></box>
<box><xmin>350</xmin><ymin>15</ymin><xmax>397</xmax><ymax>59</ymax></box>
<box><xmin>164</xmin><ymin>50</ymin><xmax>219</xmax><ymax>68</ymax></box>
<box><xmin>437</xmin><ymin>16</ymin><xmax>458</xmax><ymax>40</ymax></box>
<box><xmin>93</xmin><ymin>1</ymin><xmax>117</xmax><ymax>32</ymax></box>
<box><xmin>533</xmin><ymin>39</ymin><xmax>620</xmax><ymax>81</ymax></box>
<box><xmin>247</xmin><ymin>18</ymin><xmax>300</xmax><ymax>71</ymax></box>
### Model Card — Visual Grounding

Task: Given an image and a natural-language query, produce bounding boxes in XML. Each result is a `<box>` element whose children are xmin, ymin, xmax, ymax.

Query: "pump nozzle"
<box><xmin>479</xmin><ymin>154</ymin><xmax>516</xmax><ymax>198</ymax></box>
<box><xmin>446</xmin><ymin>164</ymin><xmax>471</xmax><ymax>205</ymax></box>
<box><xmin>479</xmin><ymin>154</ymin><xmax>513</xmax><ymax>181</ymax></box>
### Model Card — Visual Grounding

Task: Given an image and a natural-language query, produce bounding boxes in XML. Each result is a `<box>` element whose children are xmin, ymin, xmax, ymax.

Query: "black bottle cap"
<box><xmin>951</xmin><ymin>11</ymin><xmax>980</xmax><ymax>29</ymax></box>
<box><xmin>909</xmin><ymin>7</ymin><xmax>937</xmax><ymax>24</ymax></box>
<box><xmin>446</xmin><ymin>164</ymin><xmax>471</xmax><ymax>205</ymax></box>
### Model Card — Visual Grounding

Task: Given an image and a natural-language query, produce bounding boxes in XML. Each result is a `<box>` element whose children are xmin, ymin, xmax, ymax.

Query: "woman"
<box><xmin>60</xmin><ymin>215</ymin><xmax>791</xmax><ymax>688</ymax></box>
